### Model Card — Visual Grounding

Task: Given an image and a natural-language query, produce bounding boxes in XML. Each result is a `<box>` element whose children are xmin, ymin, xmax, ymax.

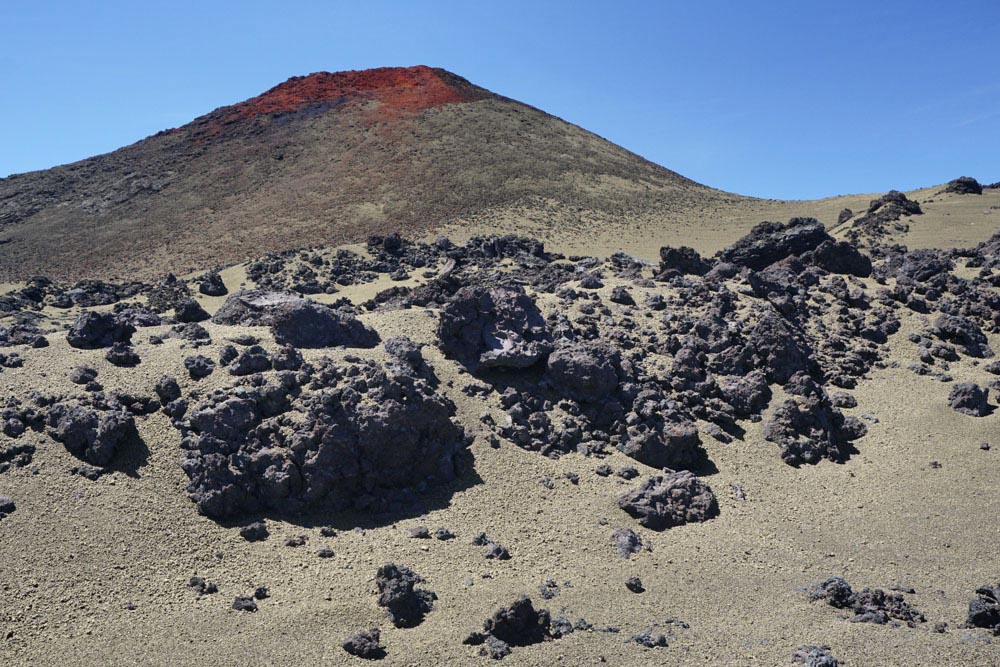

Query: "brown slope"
<box><xmin>0</xmin><ymin>65</ymin><xmax>740</xmax><ymax>281</ymax></box>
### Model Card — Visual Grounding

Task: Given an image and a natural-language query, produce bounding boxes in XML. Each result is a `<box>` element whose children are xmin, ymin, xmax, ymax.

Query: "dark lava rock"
<box><xmin>609</xmin><ymin>286</ymin><xmax>635</xmax><ymax>305</ymax></box>
<box><xmin>0</xmin><ymin>495</ymin><xmax>15</xmax><ymax>519</ymax></box>
<box><xmin>188</xmin><ymin>577</ymin><xmax>218</xmax><ymax>596</ymax></box>
<box><xmin>472</xmin><ymin>532</ymin><xmax>511</xmax><ymax>560</ymax></box>
<box><xmin>463</xmin><ymin>596</ymin><xmax>556</xmax><ymax>660</ymax></box>
<box><xmin>433</xmin><ymin>527</ymin><xmax>455</xmax><ymax>541</ymax></box>
<box><xmin>407</xmin><ymin>526</ymin><xmax>431</xmax><ymax>539</ymax></box>
<box><xmin>239</xmin><ymin>521</ymin><xmax>269</xmax><ymax>542</ymax></box>
<box><xmin>546</xmin><ymin>342</ymin><xmax>621</xmax><ymax>403</ymax></box>
<box><xmin>837</xmin><ymin>208</ymin><xmax>854</xmax><ymax>225</ymax></box>
<box><xmin>199</xmin><ymin>271</ymin><xmax>228</xmax><ymax>297</ymax></box>
<box><xmin>271</xmin><ymin>344</ymin><xmax>303</xmax><ymax>371</ymax></box>
<box><xmin>384</xmin><ymin>336</ymin><xmax>424</xmax><ymax>369</ymax></box>
<box><xmin>184</xmin><ymin>355</ymin><xmax>216</xmax><ymax>379</ymax></box>
<box><xmin>212</xmin><ymin>290</ymin><xmax>378</xmax><ymax>349</ymax></box>
<box><xmin>625</xmin><ymin>576</ymin><xmax>645</xmax><ymax>593</ymax></box>
<box><xmin>630</xmin><ymin>628</ymin><xmax>668</xmax><ymax>648</ymax></box>
<box><xmin>375</xmin><ymin>564</ymin><xmax>436</xmax><ymax>628</ymax></box>
<box><xmin>174</xmin><ymin>298</ymin><xmax>210</xmax><ymax>323</ymax></box>
<box><xmin>932</xmin><ymin>314</ymin><xmax>993</xmax><ymax>358</ymax></box>
<box><xmin>154</xmin><ymin>375</ymin><xmax>182</xmax><ymax>404</ymax></box>
<box><xmin>617</xmin><ymin>472</ymin><xmax>719</xmax><ymax>531</ymax></box>
<box><xmin>105</xmin><ymin>342</ymin><xmax>140</xmax><ymax>367</ymax></box>
<box><xmin>611</xmin><ymin>527</ymin><xmax>647</xmax><ymax>558</ymax></box>
<box><xmin>69</xmin><ymin>366</ymin><xmax>98</xmax><ymax>385</ymax></box>
<box><xmin>762</xmin><ymin>394</ymin><xmax>866</xmax><ymax>466</ymax></box>
<box><xmin>942</xmin><ymin>176</ymin><xmax>983</xmax><ymax>195</ymax></box>
<box><xmin>658</xmin><ymin>246</ymin><xmax>710</xmax><ymax>276</ymax></box>
<box><xmin>232</xmin><ymin>596</ymin><xmax>258</xmax><ymax>612</ymax></box>
<box><xmin>948</xmin><ymin>382</ymin><xmax>990</xmax><ymax>417</ymax></box>
<box><xmin>438</xmin><ymin>286</ymin><xmax>552</xmax><ymax>372</ymax></box>
<box><xmin>808</xmin><ymin>577</ymin><xmax>925</xmax><ymax>625</ymax></box>
<box><xmin>792</xmin><ymin>645</ymin><xmax>840</xmax><ymax>666</ymax></box>
<box><xmin>868</xmin><ymin>190</ymin><xmax>923</xmax><ymax>217</ymax></box>
<box><xmin>48</xmin><ymin>401</ymin><xmax>136</xmax><ymax>467</ymax></box>
<box><xmin>717</xmin><ymin>218</ymin><xmax>831</xmax><ymax>271</ymax></box>
<box><xmin>66</xmin><ymin>311</ymin><xmax>134</xmax><ymax>349</ymax></box>
<box><xmin>966</xmin><ymin>583</ymin><xmax>1000</xmax><ymax>635</ymax></box>
<box><xmin>896</xmin><ymin>249</ymin><xmax>952</xmax><ymax>283</ymax></box>
<box><xmin>177</xmin><ymin>357</ymin><xmax>467</xmax><ymax>520</ymax></box>
<box><xmin>228</xmin><ymin>345</ymin><xmax>272</xmax><ymax>376</ymax></box>
<box><xmin>342</xmin><ymin>628</ymin><xmax>385</xmax><ymax>660</ymax></box>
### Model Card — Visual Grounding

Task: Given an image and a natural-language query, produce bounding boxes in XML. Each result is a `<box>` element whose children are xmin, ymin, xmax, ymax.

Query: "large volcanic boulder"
<box><xmin>375</xmin><ymin>564</ymin><xmax>436</xmax><ymax>628</ymax></box>
<box><xmin>966</xmin><ymin>583</ymin><xmax>1000</xmax><ymax>635</ymax></box>
<box><xmin>657</xmin><ymin>246</ymin><xmax>711</xmax><ymax>276</ymax></box>
<box><xmin>438</xmin><ymin>287</ymin><xmax>552</xmax><ymax>372</ymax></box>
<box><xmin>545</xmin><ymin>342</ymin><xmax>621</xmax><ymax>403</ymax></box>
<box><xmin>866</xmin><ymin>190</ymin><xmax>923</xmax><ymax>218</ymax></box>
<box><xmin>716</xmin><ymin>218</ymin><xmax>831</xmax><ymax>271</ymax></box>
<box><xmin>177</xmin><ymin>358</ymin><xmax>468</xmax><ymax>519</ymax></box>
<box><xmin>896</xmin><ymin>249</ymin><xmax>953</xmax><ymax>283</ymax></box>
<box><xmin>463</xmin><ymin>596</ymin><xmax>558</xmax><ymax>660</ymax></box>
<box><xmin>762</xmin><ymin>393</ymin><xmax>866</xmax><ymax>465</ymax></box>
<box><xmin>47</xmin><ymin>401</ymin><xmax>136</xmax><ymax>467</ymax></box>
<box><xmin>802</xmin><ymin>240</ymin><xmax>872</xmax><ymax>277</ymax></box>
<box><xmin>931</xmin><ymin>315</ymin><xmax>993</xmax><ymax>358</ymax></box>
<box><xmin>712</xmin><ymin>307</ymin><xmax>815</xmax><ymax>384</ymax></box>
<box><xmin>942</xmin><ymin>176</ymin><xmax>983</xmax><ymax>195</ymax></box>
<box><xmin>617</xmin><ymin>471</ymin><xmax>719</xmax><ymax>530</ymax></box>
<box><xmin>211</xmin><ymin>290</ymin><xmax>379</xmax><ymax>348</ymax></box>
<box><xmin>65</xmin><ymin>311</ymin><xmax>135</xmax><ymax>349</ymax></box>
<box><xmin>948</xmin><ymin>382</ymin><xmax>990</xmax><ymax>417</ymax></box>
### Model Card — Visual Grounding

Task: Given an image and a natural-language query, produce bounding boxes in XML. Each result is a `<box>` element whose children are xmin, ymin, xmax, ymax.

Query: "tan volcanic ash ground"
<box><xmin>1</xmin><ymin>191</ymin><xmax>999</xmax><ymax>666</ymax></box>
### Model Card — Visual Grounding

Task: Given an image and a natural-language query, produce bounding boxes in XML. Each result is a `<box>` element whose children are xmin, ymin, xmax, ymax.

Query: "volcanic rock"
<box><xmin>948</xmin><ymin>382</ymin><xmax>989</xmax><ymax>416</ymax></box>
<box><xmin>375</xmin><ymin>564</ymin><xmax>436</xmax><ymax>628</ymax></box>
<box><xmin>617</xmin><ymin>472</ymin><xmax>719</xmax><ymax>530</ymax></box>
<box><xmin>342</xmin><ymin>628</ymin><xmax>385</xmax><ymax>660</ymax></box>
<box><xmin>438</xmin><ymin>286</ymin><xmax>552</xmax><ymax>372</ymax></box>
<box><xmin>66</xmin><ymin>311</ymin><xmax>134</xmax><ymax>349</ymax></box>
<box><xmin>212</xmin><ymin>290</ymin><xmax>378</xmax><ymax>348</ymax></box>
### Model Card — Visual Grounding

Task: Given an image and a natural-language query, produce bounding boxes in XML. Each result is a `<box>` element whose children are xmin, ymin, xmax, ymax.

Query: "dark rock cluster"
<box><xmin>375</xmin><ymin>564</ymin><xmax>436</xmax><ymax>628</ymax></box>
<box><xmin>808</xmin><ymin>577</ymin><xmax>926</xmax><ymax>626</ymax></box>
<box><xmin>463</xmin><ymin>596</ymin><xmax>558</xmax><ymax>660</ymax></box>
<box><xmin>966</xmin><ymin>583</ymin><xmax>1000</xmax><ymax>635</ymax></box>
<box><xmin>617</xmin><ymin>472</ymin><xmax>719</xmax><ymax>530</ymax></box>
<box><xmin>175</xmin><ymin>355</ymin><xmax>468</xmax><ymax>519</ymax></box>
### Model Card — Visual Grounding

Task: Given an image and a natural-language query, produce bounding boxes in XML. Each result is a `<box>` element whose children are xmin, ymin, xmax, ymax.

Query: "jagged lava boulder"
<box><xmin>178</xmin><ymin>357</ymin><xmax>467</xmax><ymax>519</ymax></box>
<box><xmin>66</xmin><ymin>311</ymin><xmax>134</xmax><ymax>349</ymax></box>
<box><xmin>211</xmin><ymin>290</ymin><xmax>378</xmax><ymax>348</ymax></box>
<box><xmin>617</xmin><ymin>471</ymin><xmax>719</xmax><ymax>530</ymax></box>
<box><xmin>438</xmin><ymin>286</ymin><xmax>552</xmax><ymax>372</ymax></box>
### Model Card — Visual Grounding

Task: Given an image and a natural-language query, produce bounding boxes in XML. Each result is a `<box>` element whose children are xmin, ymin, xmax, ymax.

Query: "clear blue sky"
<box><xmin>1</xmin><ymin>0</ymin><xmax>997</xmax><ymax>199</ymax></box>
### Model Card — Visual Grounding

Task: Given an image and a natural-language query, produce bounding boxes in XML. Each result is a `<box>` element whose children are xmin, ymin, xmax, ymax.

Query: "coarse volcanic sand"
<box><xmin>0</xmin><ymin>251</ymin><xmax>998</xmax><ymax>666</ymax></box>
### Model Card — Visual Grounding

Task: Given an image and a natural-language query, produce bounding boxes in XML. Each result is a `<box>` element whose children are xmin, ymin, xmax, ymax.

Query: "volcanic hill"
<box><xmin>0</xmin><ymin>65</ymin><xmax>744</xmax><ymax>281</ymax></box>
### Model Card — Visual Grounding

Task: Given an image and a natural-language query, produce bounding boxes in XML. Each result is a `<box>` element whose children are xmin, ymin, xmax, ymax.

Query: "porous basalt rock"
<box><xmin>66</xmin><ymin>311</ymin><xmax>134</xmax><ymax>349</ymax></box>
<box><xmin>966</xmin><ymin>583</ymin><xmax>1000</xmax><ymax>635</ymax></box>
<box><xmin>342</xmin><ymin>628</ymin><xmax>385</xmax><ymax>660</ymax></box>
<box><xmin>463</xmin><ymin>596</ymin><xmax>557</xmax><ymax>660</ymax></box>
<box><xmin>808</xmin><ymin>577</ymin><xmax>925</xmax><ymax>626</ymax></box>
<box><xmin>176</xmin><ymin>357</ymin><xmax>467</xmax><ymax>519</ymax></box>
<box><xmin>212</xmin><ymin>290</ymin><xmax>379</xmax><ymax>349</ymax></box>
<box><xmin>617</xmin><ymin>472</ymin><xmax>719</xmax><ymax>530</ymax></box>
<box><xmin>438</xmin><ymin>286</ymin><xmax>552</xmax><ymax>372</ymax></box>
<box><xmin>948</xmin><ymin>382</ymin><xmax>989</xmax><ymax>417</ymax></box>
<box><xmin>375</xmin><ymin>564</ymin><xmax>436</xmax><ymax>628</ymax></box>
<box><xmin>47</xmin><ymin>401</ymin><xmax>136</xmax><ymax>467</ymax></box>
<box><xmin>717</xmin><ymin>218</ymin><xmax>831</xmax><ymax>271</ymax></box>
<box><xmin>762</xmin><ymin>393</ymin><xmax>866</xmax><ymax>466</ymax></box>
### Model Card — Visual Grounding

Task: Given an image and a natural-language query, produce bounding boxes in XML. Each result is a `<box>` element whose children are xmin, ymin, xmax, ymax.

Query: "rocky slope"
<box><xmin>0</xmin><ymin>66</ymin><xmax>737</xmax><ymax>281</ymax></box>
<box><xmin>1</xmin><ymin>213</ymin><xmax>998</xmax><ymax>665</ymax></box>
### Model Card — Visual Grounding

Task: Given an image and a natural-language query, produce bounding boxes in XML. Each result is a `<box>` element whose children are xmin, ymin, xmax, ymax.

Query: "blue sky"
<box><xmin>1</xmin><ymin>0</ymin><xmax>997</xmax><ymax>199</ymax></box>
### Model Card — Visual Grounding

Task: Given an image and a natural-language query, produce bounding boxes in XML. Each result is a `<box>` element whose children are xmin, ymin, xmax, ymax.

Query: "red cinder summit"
<box><xmin>216</xmin><ymin>66</ymin><xmax>490</xmax><ymax>125</ymax></box>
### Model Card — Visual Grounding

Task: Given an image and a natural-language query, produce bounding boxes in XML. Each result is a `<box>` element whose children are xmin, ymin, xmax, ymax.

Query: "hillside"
<box><xmin>0</xmin><ymin>66</ymin><xmax>742</xmax><ymax>281</ymax></box>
